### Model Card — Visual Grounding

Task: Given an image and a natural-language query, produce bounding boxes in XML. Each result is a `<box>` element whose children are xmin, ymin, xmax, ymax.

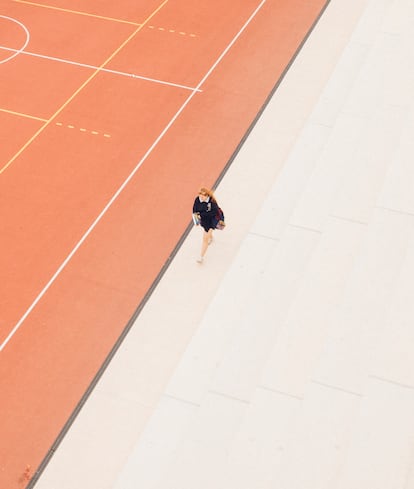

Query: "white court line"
<box><xmin>0</xmin><ymin>0</ymin><xmax>266</xmax><ymax>352</ymax></box>
<box><xmin>0</xmin><ymin>45</ymin><xmax>201</xmax><ymax>92</ymax></box>
<box><xmin>12</xmin><ymin>0</ymin><xmax>142</xmax><ymax>26</ymax></box>
<box><xmin>0</xmin><ymin>15</ymin><xmax>30</xmax><ymax>64</ymax></box>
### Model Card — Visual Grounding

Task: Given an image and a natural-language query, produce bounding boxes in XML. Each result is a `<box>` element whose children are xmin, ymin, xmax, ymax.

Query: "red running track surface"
<box><xmin>0</xmin><ymin>0</ymin><xmax>328</xmax><ymax>486</ymax></box>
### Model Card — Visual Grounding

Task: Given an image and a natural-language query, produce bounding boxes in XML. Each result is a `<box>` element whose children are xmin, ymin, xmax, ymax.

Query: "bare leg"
<box><xmin>198</xmin><ymin>229</ymin><xmax>213</xmax><ymax>262</ymax></box>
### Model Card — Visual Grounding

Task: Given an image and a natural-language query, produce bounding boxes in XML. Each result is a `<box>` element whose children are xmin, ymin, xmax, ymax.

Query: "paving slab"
<box><xmin>113</xmin><ymin>395</ymin><xmax>198</xmax><ymax>489</ymax></box>
<box><xmin>165</xmin><ymin>233</ymin><xmax>278</xmax><ymax>405</ymax></box>
<box><xmin>331</xmin><ymin>104</ymin><xmax>408</xmax><ymax>224</ymax></box>
<box><xmin>336</xmin><ymin>377</ymin><xmax>414</xmax><ymax>489</ymax></box>
<box><xmin>210</xmin><ymin>225</ymin><xmax>320</xmax><ymax>402</ymax></box>
<box><xmin>371</xmin><ymin>227</ymin><xmax>414</xmax><ymax>388</ymax></box>
<box><xmin>250</xmin><ymin>122</ymin><xmax>331</xmax><ymax>240</ymax></box>
<box><xmin>152</xmin><ymin>392</ymin><xmax>248</xmax><ymax>489</ymax></box>
<box><xmin>261</xmin><ymin>216</ymin><xmax>366</xmax><ymax>398</ymax></box>
<box><xmin>270</xmin><ymin>382</ymin><xmax>361</xmax><ymax>489</ymax></box>
<box><xmin>378</xmin><ymin>108</ymin><xmax>414</xmax><ymax>215</ymax></box>
<box><xmin>222</xmin><ymin>387</ymin><xmax>301</xmax><ymax>489</ymax></box>
<box><xmin>313</xmin><ymin>208</ymin><xmax>414</xmax><ymax>395</ymax></box>
<box><xmin>290</xmin><ymin>112</ymin><xmax>368</xmax><ymax>231</ymax></box>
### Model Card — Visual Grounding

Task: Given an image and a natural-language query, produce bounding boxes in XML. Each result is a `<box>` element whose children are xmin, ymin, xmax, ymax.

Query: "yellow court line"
<box><xmin>12</xmin><ymin>0</ymin><xmax>142</xmax><ymax>26</ymax></box>
<box><xmin>0</xmin><ymin>107</ymin><xmax>47</xmax><ymax>122</ymax></box>
<box><xmin>0</xmin><ymin>0</ymin><xmax>169</xmax><ymax>175</ymax></box>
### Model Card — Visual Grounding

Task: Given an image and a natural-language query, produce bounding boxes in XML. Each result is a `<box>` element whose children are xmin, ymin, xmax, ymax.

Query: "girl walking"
<box><xmin>192</xmin><ymin>187</ymin><xmax>219</xmax><ymax>263</ymax></box>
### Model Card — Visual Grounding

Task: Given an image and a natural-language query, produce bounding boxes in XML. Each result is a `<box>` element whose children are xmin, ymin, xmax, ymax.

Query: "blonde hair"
<box><xmin>199</xmin><ymin>187</ymin><xmax>216</xmax><ymax>202</ymax></box>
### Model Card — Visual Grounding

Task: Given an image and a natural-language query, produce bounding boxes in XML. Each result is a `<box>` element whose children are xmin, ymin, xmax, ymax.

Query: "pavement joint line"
<box><xmin>340</xmin><ymin>108</ymin><xmax>371</xmax><ymax>119</ymax></box>
<box><xmin>381</xmin><ymin>30</ymin><xmax>402</xmax><ymax>38</ymax></box>
<box><xmin>163</xmin><ymin>393</ymin><xmax>201</xmax><ymax>407</ymax></box>
<box><xmin>311</xmin><ymin>379</ymin><xmax>363</xmax><ymax>397</ymax></box>
<box><xmin>248</xmin><ymin>231</ymin><xmax>281</xmax><ymax>241</ymax></box>
<box><xmin>329</xmin><ymin>214</ymin><xmax>368</xmax><ymax>226</ymax></box>
<box><xmin>209</xmin><ymin>390</ymin><xmax>251</xmax><ymax>404</ymax></box>
<box><xmin>375</xmin><ymin>205</ymin><xmax>414</xmax><ymax>219</ymax></box>
<box><xmin>288</xmin><ymin>223</ymin><xmax>322</xmax><ymax>234</ymax></box>
<box><xmin>370</xmin><ymin>375</ymin><xmax>414</xmax><ymax>391</ymax></box>
<box><xmin>311</xmin><ymin>120</ymin><xmax>335</xmax><ymax>128</ymax></box>
<box><xmin>259</xmin><ymin>385</ymin><xmax>304</xmax><ymax>400</ymax></box>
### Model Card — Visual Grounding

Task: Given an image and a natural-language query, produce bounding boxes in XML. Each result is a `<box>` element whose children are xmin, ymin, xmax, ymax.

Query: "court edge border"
<box><xmin>27</xmin><ymin>1</ymin><xmax>332</xmax><ymax>487</ymax></box>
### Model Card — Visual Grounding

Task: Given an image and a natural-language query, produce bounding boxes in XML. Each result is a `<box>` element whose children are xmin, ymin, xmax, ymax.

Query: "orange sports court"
<box><xmin>0</xmin><ymin>0</ymin><xmax>328</xmax><ymax>487</ymax></box>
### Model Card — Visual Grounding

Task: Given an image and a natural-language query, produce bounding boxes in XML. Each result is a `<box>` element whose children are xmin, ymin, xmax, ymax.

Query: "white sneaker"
<box><xmin>196</xmin><ymin>256</ymin><xmax>204</xmax><ymax>264</ymax></box>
